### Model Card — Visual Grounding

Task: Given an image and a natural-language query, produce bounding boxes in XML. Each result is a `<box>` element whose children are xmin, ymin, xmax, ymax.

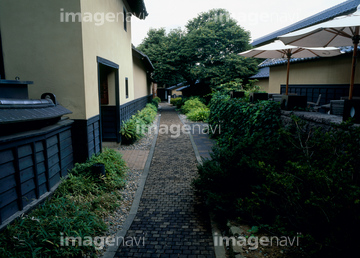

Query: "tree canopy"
<box><xmin>137</xmin><ymin>9</ymin><xmax>259</xmax><ymax>89</ymax></box>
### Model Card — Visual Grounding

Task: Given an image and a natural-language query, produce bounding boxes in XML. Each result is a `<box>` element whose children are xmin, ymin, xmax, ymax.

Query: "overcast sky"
<box><xmin>131</xmin><ymin>0</ymin><xmax>347</xmax><ymax>46</ymax></box>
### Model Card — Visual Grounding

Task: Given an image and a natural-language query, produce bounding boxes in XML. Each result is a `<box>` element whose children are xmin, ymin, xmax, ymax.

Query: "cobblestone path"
<box><xmin>115</xmin><ymin>104</ymin><xmax>215</xmax><ymax>257</ymax></box>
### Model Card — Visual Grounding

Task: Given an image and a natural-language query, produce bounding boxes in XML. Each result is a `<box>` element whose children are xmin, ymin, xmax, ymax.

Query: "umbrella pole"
<box><xmin>286</xmin><ymin>55</ymin><xmax>291</xmax><ymax>95</ymax></box>
<box><xmin>349</xmin><ymin>35</ymin><xmax>359</xmax><ymax>100</ymax></box>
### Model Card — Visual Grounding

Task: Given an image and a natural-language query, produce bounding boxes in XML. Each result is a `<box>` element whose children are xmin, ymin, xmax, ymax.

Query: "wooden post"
<box><xmin>349</xmin><ymin>32</ymin><xmax>359</xmax><ymax>100</ymax></box>
<box><xmin>286</xmin><ymin>55</ymin><xmax>291</xmax><ymax>95</ymax></box>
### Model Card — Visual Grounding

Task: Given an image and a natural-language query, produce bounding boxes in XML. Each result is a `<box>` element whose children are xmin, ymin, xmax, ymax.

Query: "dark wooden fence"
<box><xmin>101</xmin><ymin>94</ymin><xmax>152</xmax><ymax>142</ymax></box>
<box><xmin>280</xmin><ymin>84</ymin><xmax>360</xmax><ymax>106</ymax></box>
<box><xmin>0</xmin><ymin>119</ymin><xmax>73</xmax><ymax>227</ymax></box>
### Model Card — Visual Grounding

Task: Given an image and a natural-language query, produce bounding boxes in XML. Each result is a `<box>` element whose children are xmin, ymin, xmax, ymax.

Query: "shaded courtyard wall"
<box><xmin>268</xmin><ymin>54</ymin><xmax>360</xmax><ymax>94</ymax></box>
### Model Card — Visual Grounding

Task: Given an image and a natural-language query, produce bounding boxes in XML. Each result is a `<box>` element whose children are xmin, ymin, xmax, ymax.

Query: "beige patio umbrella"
<box><xmin>238</xmin><ymin>40</ymin><xmax>343</xmax><ymax>95</ymax></box>
<box><xmin>279</xmin><ymin>5</ymin><xmax>360</xmax><ymax>99</ymax></box>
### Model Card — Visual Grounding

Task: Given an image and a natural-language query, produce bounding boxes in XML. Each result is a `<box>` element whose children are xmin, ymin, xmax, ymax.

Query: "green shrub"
<box><xmin>176</xmin><ymin>97</ymin><xmax>186</xmax><ymax>109</ymax></box>
<box><xmin>146</xmin><ymin>102</ymin><xmax>157</xmax><ymax>112</ymax></box>
<box><xmin>120</xmin><ymin>117</ymin><xmax>144</xmax><ymax>144</ymax></box>
<box><xmin>0</xmin><ymin>148</ymin><xmax>127</xmax><ymax>257</ymax></box>
<box><xmin>170</xmin><ymin>97</ymin><xmax>182</xmax><ymax>107</ymax></box>
<box><xmin>194</xmin><ymin>92</ymin><xmax>360</xmax><ymax>256</ymax></box>
<box><xmin>153</xmin><ymin>96</ymin><xmax>161</xmax><ymax>103</ymax></box>
<box><xmin>181</xmin><ymin>98</ymin><xmax>207</xmax><ymax>114</ymax></box>
<box><xmin>120</xmin><ymin>103</ymin><xmax>158</xmax><ymax>144</ymax></box>
<box><xmin>151</xmin><ymin>99</ymin><xmax>158</xmax><ymax>108</ymax></box>
<box><xmin>186</xmin><ymin>107</ymin><xmax>210</xmax><ymax>122</ymax></box>
<box><xmin>137</xmin><ymin>104</ymin><xmax>157</xmax><ymax>125</ymax></box>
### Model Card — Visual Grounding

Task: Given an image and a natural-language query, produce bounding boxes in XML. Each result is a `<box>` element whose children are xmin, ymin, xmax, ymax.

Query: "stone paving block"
<box><xmin>115</xmin><ymin>104</ymin><xmax>215</xmax><ymax>257</ymax></box>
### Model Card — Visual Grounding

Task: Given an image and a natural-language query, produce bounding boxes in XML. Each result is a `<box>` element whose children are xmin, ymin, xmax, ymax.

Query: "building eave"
<box><xmin>124</xmin><ymin>0</ymin><xmax>148</xmax><ymax>20</ymax></box>
<box><xmin>132</xmin><ymin>45</ymin><xmax>154</xmax><ymax>72</ymax></box>
<box><xmin>252</xmin><ymin>0</ymin><xmax>360</xmax><ymax>47</ymax></box>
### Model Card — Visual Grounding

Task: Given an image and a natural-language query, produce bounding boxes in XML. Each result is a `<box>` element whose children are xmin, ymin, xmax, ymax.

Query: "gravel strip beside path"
<box><xmin>98</xmin><ymin>115</ymin><xmax>160</xmax><ymax>256</ymax></box>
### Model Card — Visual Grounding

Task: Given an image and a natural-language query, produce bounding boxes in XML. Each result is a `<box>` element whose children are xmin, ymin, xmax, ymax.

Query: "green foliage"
<box><xmin>151</xmin><ymin>99</ymin><xmax>159</xmax><ymax>108</ymax></box>
<box><xmin>181</xmin><ymin>98</ymin><xmax>207</xmax><ymax>114</ymax></box>
<box><xmin>186</xmin><ymin>107</ymin><xmax>210</xmax><ymax>122</ymax></box>
<box><xmin>137</xmin><ymin>28</ymin><xmax>185</xmax><ymax>86</ymax></box>
<box><xmin>170</xmin><ymin>97</ymin><xmax>183</xmax><ymax>107</ymax></box>
<box><xmin>182</xmin><ymin>9</ymin><xmax>259</xmax><ymax>86</ymax></box>
<box><xmin>120</xmin><ymin>118</ymin><xmax>144</xmax><ymax>144</ymax></box>
<box><xmin>212</xmin><ymin>79</ymin><xmax>264</xmax><ymax>100</ymax></box>
<box><xmin>153</xmin><ymin>97</ymin><xmax>161</xmax><ymax>103</ymax></box>
<box><xmin>0</xmin><ymin>148</ymin><xmax>127</xmax><ymax>257</ymax></box>
<box><xmin>137</xmin><ymin>9</ymin><xmax>258</xmax><ymax>88</ymax></box>
<box><xmin>212</xmin><ymin>78</ymin><xmax>244</xmax><ymax>94</ymax></box>
<box><xmin>120</xmin><ymin>103</ymin><xmax>157</xmax><ymax>144</ymax></box>
<box><xmin>194</xmin><ymin>93</ymin><xmax>360</xmax><ymax>256</ymax></box>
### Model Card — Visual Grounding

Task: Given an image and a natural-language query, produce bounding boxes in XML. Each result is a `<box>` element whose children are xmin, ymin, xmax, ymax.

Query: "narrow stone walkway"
<box><xmin>115</xmin><ymin>104</ymin><xmax>215</xmax><ymax>257</ymax></box>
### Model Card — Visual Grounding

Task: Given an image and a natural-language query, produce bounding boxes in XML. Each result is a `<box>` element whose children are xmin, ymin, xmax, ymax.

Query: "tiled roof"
<box><xmin>169</xmin><ymin>80</ymin><xmax>201</xmax><ymax>91</ymax></box>
<box><xmin>258</xmin><ymin>46</ymin><xmax>357</xmax><ymax>68</ymax></box>
<box><xmin>176</xmin><ymin>85</ymin><xmax>190</xmax><ymax>91</ymax></box>
<box><xmin>252</xmin><ymin>0</ymin><xmax>360</xmax><ymax>47</ymax></box>
<box><xmin>132</xmin><ymin>45</ymin><xmax>154</xmax><ymax>72</ymax></box>
<box><xmin>250</xmin><ymin>67</ymin><xmax>269</xmax><ymax>79</ymax></box>
<box><xmin>167</xmin><ymin>81</ymin><xmax>187</xmax><ymax>90</ymax></box>
<box><xmin>0</xmin><ymin>105</ymin><xmax>71</xmax><ymax>124</ymax></box>
<box><xmin>126</xmin><ymin>0</ymin><xmax>148</xmax><ymax>19</ymax></box>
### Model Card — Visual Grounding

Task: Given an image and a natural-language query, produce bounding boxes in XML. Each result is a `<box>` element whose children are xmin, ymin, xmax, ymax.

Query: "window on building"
<box><xmin>123</xmin><ymin>7</ymin><xmax>127</xmax><ymax>32</ymax></box>
<box><xmin>125</xmin><ymin>77</ymin><xmax>129</xmax><ymax>98</ymax></box>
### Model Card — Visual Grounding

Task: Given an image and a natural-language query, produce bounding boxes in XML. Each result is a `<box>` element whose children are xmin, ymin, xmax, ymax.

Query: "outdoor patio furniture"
<box><xmin>330</xmin><ymin>100</ymin><xmax>344</xmax><ymax>116</ymax></box>
<box><xmin>271</xmin><ymin>94</ymin><xmax>283</xmax><ymax>102</ymax></box>
<box><xmin>340</xmin><ymin>96</ymin><xmax>360</xmax><ymax>100</ymax></box>
<box><xmin>281</xmin><ymin>95</ymin><xmax>307</xmax><ymax>111</ymax></box>
<box><xmin>321</xmin><ymin>103</ymin><xmax>331</xmax><ymax>114</ymax></box>
<box><xmin>343</xmin><ymin>98</ymin><xmax>360</xmax><ymax>123</ymax></box>
<box><xmin>307</xmin><ymin>94</ymin><xmax>322</xmax><ymax>112</ymax></box>
<box><xmin>270</xmin><ymin>93</ymin><xmax>297</xmax><ymax>102</ymax></box>
<box><xmin>249</xmin><ymin>92</ymin><xmax>268</xmax><ymax>102</ymax></box>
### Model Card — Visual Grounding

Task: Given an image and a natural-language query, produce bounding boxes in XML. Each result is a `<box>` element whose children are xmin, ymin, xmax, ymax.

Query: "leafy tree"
<box><xmin>137</xmin><ymin>9</ymin><xmax>259</xmax><ymax>90</ymax></box>
<box><xmin>137</xmin><ymin>28</ymin><xmax>184</xmax><ymax>87</ymax></box>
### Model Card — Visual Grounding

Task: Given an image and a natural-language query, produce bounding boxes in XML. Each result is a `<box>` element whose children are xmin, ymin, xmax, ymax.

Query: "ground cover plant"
<box><xmin>170</xmin><ymin>97</ymin><xmax>182</xmax><ymax>108</ymax></box>
<box><xmin>180</xmin><ymin>97</ymin><xmax>210</xmax><ymax>122</ymax></box>
<box><xmin>151</xmin><ymin>97</ymin><xmax>161</xmax><ymax>108</ymax></box>
<box><xmin>0</xmin><ymin>148</ymin><xmax>127</xmax><ymax>257</ymax></box>
<box><xmin>120</xmin><ymin>103</ymin><xmax>158</xmax><ymax>144</ymax></box>
<box><xmin>193</xmin><ymin>92</ymin><xmax>360</xmax><ymax>256</ymax></box>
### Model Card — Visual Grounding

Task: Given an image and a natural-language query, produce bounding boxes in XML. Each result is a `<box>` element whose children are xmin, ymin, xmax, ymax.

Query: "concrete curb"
<box><xmin>177</xmin><ymin>112</ymin><xmax>226</xmax><ymax>258</ymax></box>
<box><xmin>102</xmin><ymin>112</ymin><xmax>161</xmax><ymax>258</ymax></box>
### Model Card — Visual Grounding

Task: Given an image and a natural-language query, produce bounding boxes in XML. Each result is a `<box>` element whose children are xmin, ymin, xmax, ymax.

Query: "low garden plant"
<box><xmin>186</xmin><ymin>107</ymin><xmax>210</xmax><ymax>122</ymax></box>
<box><xmin>151</xmin><ymin>96</ymin><xmax>161</xmax><ymax>108</ymax></box>
<box><xmin>170</xmin><ymin>97</ymin><xmax>182</xmax><ymax>107</ymax></box>
<box><xmin>180</xmin><ymin>97</ymin><xmax>210</xmax><ymax>122</ymax></box>
<box><xmin>212</xmin><ymin>79</ymin><xmax>265</xmax><ymax>101</ymax></box>
<box><xmin>153</xmin><ymin>96</ymin><xmax>161</xmax><ymax>104</ymax></box>
<box><xmin>120</xmin><ymin>103</ymin><xmax>158</xmax><ymax>144</ymax></box>
<box><xmin>0</xmin><ymin>148</ymin><xmax>127</xmax><ymax>257</ymax></box>
<box><xmin>193</xmin><ymin>91</ymin><xmax>360</xmax><ymax>256</ymax></box>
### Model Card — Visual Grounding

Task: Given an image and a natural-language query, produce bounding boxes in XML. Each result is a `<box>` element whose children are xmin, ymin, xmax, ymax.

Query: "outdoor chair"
<box><xmin>340</xmin><ymin>96</ymin><xmax>360</xmax><ymax>100</ymax></box>
<box><xmin>307</xmin><ymin>94</ymin><xmax>321</xmax><ymax>112</ymax></box>
<box><xmin>271</xmin><ymin>94</ymin><xmax>283</xmax><ymax>102</ymax></box>
<box><xmin>271</xmin><ymin>93</ymin><xmax>297</xmax><ymax>102</ymax></box>
<box><xmin>330</xmin><ymin>100</ymin><xmax>345</xmax><ymax>116</ymax></box>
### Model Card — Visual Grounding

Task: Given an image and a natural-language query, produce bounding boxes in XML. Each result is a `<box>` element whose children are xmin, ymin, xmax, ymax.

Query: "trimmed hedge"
<box><xmin>193</xmin><ymin>92</ymin><xmax>360</xmax><ymax>256</ymax></box>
